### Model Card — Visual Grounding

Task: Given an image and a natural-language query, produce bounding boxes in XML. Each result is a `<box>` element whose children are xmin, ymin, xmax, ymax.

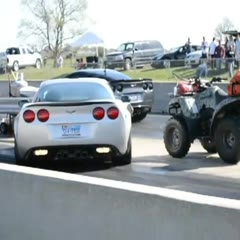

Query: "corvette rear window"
<box><xmin>36</xmin><ymin>82</ymin><xmax>113</xmax><ymax>102</ymax></box>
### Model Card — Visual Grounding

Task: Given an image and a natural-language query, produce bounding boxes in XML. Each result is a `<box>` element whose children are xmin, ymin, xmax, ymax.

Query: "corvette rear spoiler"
<box><xmin>23</xmin><ymin>100</ymin><xmax>116</xmax><ymax>108</ymax></box>
<box><xmin>108</xmin><ymin>78</ymin><xmax>153</xmax><ymax>84</ymax></box>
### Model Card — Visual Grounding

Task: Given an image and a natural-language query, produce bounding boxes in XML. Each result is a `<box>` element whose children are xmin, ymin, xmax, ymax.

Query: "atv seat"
<box><xmin>215</xmin><ymin>89</ymin><xmax>228</xmax><ymax>104</ymax></box>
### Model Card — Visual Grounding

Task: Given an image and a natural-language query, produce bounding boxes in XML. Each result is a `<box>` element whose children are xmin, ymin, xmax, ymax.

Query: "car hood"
<box><xmin>186</xmin><ymin>50</ymin><xmax>202</xmax><ymax>57</ymax></box>
<box><xmin>153</xmin><ymin>53</ymin><xmax>171</xmax><ymax>60</ymax></box>
<box><xmin>107</xmin><ymin>51</ymin><xmax>124</xmax><ymax>57</ymax></box>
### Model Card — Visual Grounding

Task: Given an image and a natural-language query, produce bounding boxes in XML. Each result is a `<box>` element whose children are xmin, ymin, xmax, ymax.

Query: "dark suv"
<box><xmin>106</xmin><ymin>40</ymin><xmax>164</xmax><ymax>70</ymax></box>
<box><xmin>151</xmin><ymin>44</ymin><xmax>202</xmax><ymax>69</ymax></box>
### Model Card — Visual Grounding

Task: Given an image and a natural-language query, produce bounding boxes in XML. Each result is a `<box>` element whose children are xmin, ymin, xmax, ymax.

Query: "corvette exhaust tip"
<box><xmin>34</xmin><ymin>149</ymin><xmax>48</xmax><ymax>156</ymax></box>
<box><xmin>96</xmin><ymin>147</ymin><xmax>111</xmax><ymax>154</ymax></box>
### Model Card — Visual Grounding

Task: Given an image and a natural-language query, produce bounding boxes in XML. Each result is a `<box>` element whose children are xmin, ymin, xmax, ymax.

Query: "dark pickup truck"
<box><xmin>106</xmin><ymin>40</ymin><xmax>164</xmax><ymax>70</ymax></box>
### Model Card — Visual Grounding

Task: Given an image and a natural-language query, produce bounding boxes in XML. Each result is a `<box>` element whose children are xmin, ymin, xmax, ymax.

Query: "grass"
<box><xmin>0</xmin><ymin>58</ymin><xmax>233</xmax><ymax>82</ymax></box>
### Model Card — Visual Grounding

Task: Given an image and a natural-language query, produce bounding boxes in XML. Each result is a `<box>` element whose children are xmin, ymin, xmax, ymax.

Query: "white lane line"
<box><xmin>0</xmin><ymin>163</ymin><xmax>240</xmax><ymax>209</ymax></box>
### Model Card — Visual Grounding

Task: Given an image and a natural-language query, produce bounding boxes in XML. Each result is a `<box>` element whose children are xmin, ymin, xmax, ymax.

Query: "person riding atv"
<box><xmin>164</xmin><ymin>70</ymin><xmax>240</xmax><ymax>164</ymax></box>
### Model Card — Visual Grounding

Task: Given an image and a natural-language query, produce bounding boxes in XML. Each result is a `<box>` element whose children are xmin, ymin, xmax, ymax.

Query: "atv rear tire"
<box><xmin>200</xmin><ymin>139</ymin><xmax>217</xmax><ymax>153</ymax></box>
<box><xmin>215</xmin><ymin>118</ymin><xmax>240</xmax><ymax>164</ymax></box>
<box><xmin>164</xmin><ymin>117</ymin><xmax>191</xmax><ymax>158</ymax></box>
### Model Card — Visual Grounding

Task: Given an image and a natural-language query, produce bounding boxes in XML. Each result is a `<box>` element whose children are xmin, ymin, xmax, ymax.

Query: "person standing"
<box><xmin>209</xmin><ymin>37</ymin><xmax>217</xmax><ymax>69</ymax></box>
<box><xmin>201</xmin><ymin>36</ymin><xmax>208</xmax><ymax>59</ymax></box>
<box><xmin>224</xmin><ymin>36</ymin><xmax>229</xmax><ymax>69</ymax></box>
<box><xmin>226</xmin><ymin>44</ymin><xmax>235</xmax><ymax>77</ymax></box>
<box><xmin>235</xmin><ymin>34</ymin><xmax>240</xmax><ymax>69</ymax></box>
<box><xmin>185</xmin><ymin>37</ymin><xmax>192</xmax><ymax>54</ymax></box>
<box><xmin>196</xmin><ymin>58</ymin><xmax>208</xmax><ymax>78</ymax></box>
<box><xmin>226</xmin><ymin>35</ymin><xmax>235</xmax><ymax>77</ymax></box>
<box><xmin>214</xmin><ymin>40</ymin><xmax>225</xmax><ymax>72</ymax></box>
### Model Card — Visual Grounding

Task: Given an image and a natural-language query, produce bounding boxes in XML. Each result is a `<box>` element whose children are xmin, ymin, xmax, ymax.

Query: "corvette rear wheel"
<box><xmin>14</xmin><ymin>139</ymin><xmax>30</xmax><ymax>166</ymax></box>
<box><xmin>112</xmin><ymin>139</ymin><xmax>132</xmax><ymax>166</ymax></box>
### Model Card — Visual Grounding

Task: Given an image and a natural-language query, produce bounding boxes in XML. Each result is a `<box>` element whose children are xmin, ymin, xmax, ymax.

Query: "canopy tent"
<box><xmin>71</xmin><ymin>31</ymin><xmax>105</xmax><ymax>57</ymax></box>
<box><xmin>222</xmin><ymin>30</ymin><xmax>240</xmax><ymax>37</ymax></box>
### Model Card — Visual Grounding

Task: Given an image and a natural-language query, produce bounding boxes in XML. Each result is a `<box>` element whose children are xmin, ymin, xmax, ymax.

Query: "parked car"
<box><xmin>151</xmin><ymin>45</ymin><xmax>202</xmax><ymax>68</ymax></box>
<box><xmin>64</xmin><ymin>68</ymin><xmax>154</xmax><ymax>122</ymax></box>
<box><xmin>185</xmin><ymin>50</ymin><xmax>202</xmax><ymax>67</ymax></box>
<box><xmin>0</xmin><ymin>51</ymin><xmax>7</xmax><ymax>73</ymax></box>
<box><xmin>6</xmin><ymin>46</ymin><xmax>43</xmax><ymax>71</ymax></box>
<box><xmin>106</xmin><ymin>40</ymin><xmax>164</xmax><ymax>70</ymax></box>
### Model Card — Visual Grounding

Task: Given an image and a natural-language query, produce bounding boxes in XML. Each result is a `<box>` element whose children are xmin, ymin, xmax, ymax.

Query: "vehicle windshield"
<box><xmin>169</xmin><ymin>47</ymin><xmax>179</xmax><ymax>53</ymax></box>
<box><xmin>6</xmin><ymin>48</ymin><xmax>20</xmax><ymax>55</ymax></box>
<box><xmin>35</xmin><ymin>82</ymin><xmax>114</xmax><ymax>102</ymax></box>
<box><xmin>117</xmin><ymin>43</ymin><xmax>134</xmax><ymax>52</ymax></box>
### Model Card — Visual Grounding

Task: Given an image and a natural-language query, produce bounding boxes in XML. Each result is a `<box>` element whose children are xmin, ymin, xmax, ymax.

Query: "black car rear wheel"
<box><xmin>132</xmin><ymin>112</ymin><xmax>147</xmax><ymax>123</ymax></box>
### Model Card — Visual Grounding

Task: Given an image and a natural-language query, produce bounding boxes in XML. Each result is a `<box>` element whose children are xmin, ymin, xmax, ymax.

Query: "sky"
<box><xmin>1</xmin><ymin>0</ymin><xmax>240</xmax><ymax>51</ymax></box>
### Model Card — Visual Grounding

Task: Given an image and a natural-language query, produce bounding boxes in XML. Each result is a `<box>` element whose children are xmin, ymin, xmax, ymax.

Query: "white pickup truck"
<box><xmin>6</xmin><ymin>47</ymin><xmax>43</xmax><ymax>71</ymax></box>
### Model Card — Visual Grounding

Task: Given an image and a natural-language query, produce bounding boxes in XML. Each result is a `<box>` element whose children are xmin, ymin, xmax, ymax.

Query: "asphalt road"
<box><xmin>1</xmin><ymin>114</ymin><xmax>240</xmax><ymax>200</ymax></box>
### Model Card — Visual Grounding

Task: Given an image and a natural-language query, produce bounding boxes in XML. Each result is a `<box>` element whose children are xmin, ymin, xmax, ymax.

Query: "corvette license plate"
<box><xmin>62</xmin><ymin>124</ymin><xmax>81</xmax><ymax>137</ymax></box>
<box><xmin>129</xmin><ymin>94</ymin><xmax>140</xmax><ymax>101</ymax></box>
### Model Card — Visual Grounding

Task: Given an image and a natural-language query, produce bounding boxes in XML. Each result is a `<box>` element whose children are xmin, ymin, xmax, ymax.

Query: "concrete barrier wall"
<box><xmin>0</xmin><ymin>81</ymin><xmax>230</xmax><ymax>114</ymax></box>
<box><xmin>0</xmin><ymin>163</ymin><xmax>240</xmax><ymax>240</ymax></box>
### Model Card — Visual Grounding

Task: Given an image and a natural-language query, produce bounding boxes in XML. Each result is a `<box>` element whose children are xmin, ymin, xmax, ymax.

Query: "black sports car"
<box><xmin>65</xmin><ymin>68</ymin><xmax>154</xmax><ymax>122</ymax></box>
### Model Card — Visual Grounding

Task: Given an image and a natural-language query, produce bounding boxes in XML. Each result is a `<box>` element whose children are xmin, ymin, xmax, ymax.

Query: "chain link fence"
<box><xmin>1</xmin><ymin>56</ymin><xmax>239</xmax><ymax>81</ymax></box>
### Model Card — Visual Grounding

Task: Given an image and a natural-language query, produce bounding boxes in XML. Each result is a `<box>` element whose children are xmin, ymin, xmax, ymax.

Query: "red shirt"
<box><xmin>214</xmin><ymin>45</ymin><xmax>225</xmax><ymax>58</ymax></box>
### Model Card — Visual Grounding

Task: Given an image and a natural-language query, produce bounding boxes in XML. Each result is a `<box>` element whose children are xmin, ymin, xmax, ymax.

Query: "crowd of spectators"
<box><xmin>186</xmin><ymin>34</ymin><xmax>240</xmax><ymax>78</ymax></box>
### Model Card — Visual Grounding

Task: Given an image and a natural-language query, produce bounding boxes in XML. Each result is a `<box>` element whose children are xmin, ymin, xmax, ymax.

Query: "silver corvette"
<box><xmin>13</xmin><ymin>78</ymin><xmax>133</xmax><ymax>166</ymax></box>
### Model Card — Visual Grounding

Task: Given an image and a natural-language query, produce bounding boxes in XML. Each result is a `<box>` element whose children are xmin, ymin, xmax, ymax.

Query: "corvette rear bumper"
<box><xmin>23</xmin><ymin>144</ymin><xmax>124</xmax><ymax>161</ymax></box>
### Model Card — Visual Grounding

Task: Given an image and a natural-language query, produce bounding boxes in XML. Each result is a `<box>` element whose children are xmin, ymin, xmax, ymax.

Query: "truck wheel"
<box><xmin>215</xmin><ymin>118</ymin><xmax>240</xmax><ymax>164</ymax></box>
<box><xmin>124</xmin><ymin>58</ymin><xmax>132</xmax><ymax>71</ymax></box>
<box><xmin>164</xmin><ymin>117</ymin><xmax>191</xmax><ymax>158</ymax></box>
<box><xmin>200</xmin><ymin>139</ymin><xmax>216</xmax><ymax>153</ymax></box>
<box><xmin>13</xmin><ymin>61</ymin><xmax>19</xmax><ymax>72</ymax></box>
<box><xmin>35</xmin><ymin>59</ymin><xmax>41</xmax><ymax>69</ymax></box>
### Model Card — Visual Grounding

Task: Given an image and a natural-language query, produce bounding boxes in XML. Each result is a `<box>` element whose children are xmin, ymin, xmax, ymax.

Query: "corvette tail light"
<box><xmin>116</xmin><ymin>84</ymin><xmax>123</xmax><ymax>92</ymax></box>
<box><xmin>23</xmin><ymin>110</ymin><xmax>35</xmax><ymax>123</ymax></box>
<box><xmin>143</xmin><ymin>83</ymin><xmax>148</xmax><ymax>90</ymax></box>
<box><xmin>93</xmin><ymin>107</ymin><xmax>105</xmax><ymax>120</ymax></box>
<box><xmin>148</xmin><ymin>82</ymin><xmax>153</xmax><ymax>90</ymax></box>
<box><xmin>107</xmin><ymin>107</ymin><xmax>119</xmax><ymax>120</ymax></box>
<box><xmin>37</xmin><ymin>109</ymin><xmax>49</xmax><ymax>122</ymax></box>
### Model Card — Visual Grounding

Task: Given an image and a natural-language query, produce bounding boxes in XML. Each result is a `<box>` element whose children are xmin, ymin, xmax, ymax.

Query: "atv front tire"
<box><xmin>200</xmin><ymin>139</ymin><xmax>217</xmax><ymax>153</ymax></box>
<box><xmin>164</xmin><ymin>117</ymin><xmax>191</xmax><ymax>158</ymax></box>
<box><xmin>215</xmin><ymin>118</ymin><xmax>240</xmax><ymax>164</ymax></box>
